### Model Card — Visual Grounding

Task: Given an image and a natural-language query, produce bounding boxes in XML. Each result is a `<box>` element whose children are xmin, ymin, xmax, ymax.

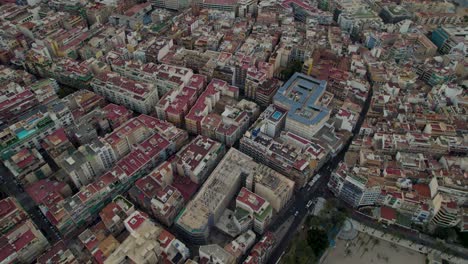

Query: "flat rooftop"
<box><xmin>273</xmin><ymin>73</ymin><xmax>329</xmax><ymax>126</ymax></box>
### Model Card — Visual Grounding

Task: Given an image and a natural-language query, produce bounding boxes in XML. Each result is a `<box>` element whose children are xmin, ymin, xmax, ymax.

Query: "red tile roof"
<box><xmin>25</xmin><ymin>179</ymin><xmax>68</xmax><ymax>204</ymax></box>
<box><xmin>158</xmin><ymin>229</ymin><xmax>175</xmax><ymax>249</ymax></box>
<box><xmin>236</xmin><ymin>187</ymin><xmax>267</xmax><ymax>212</ymax></box>
<box><xmin>413</xmin><ymin>184</ymin><xmax>431</xmax><ymax>199</ymax></box>
<box><xmin>125</xmin><ymin>211</ymin><xmax>148</xmax><ymax>231</ymax></box>
<box><xmin>0</xmin><ymin>198</ymin><xmax>18</xmax><ymax>219</ymax></box>
<box><xmin>380</xmin><ymin>206</ymin><xmax>397</xmax><ymax>221</ymax></box>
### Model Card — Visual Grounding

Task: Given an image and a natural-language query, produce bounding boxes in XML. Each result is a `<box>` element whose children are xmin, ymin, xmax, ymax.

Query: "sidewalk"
<box><xmin>350</xmin><ymin>219</ymin><xmax>466</xmax><ymax>264</ymax></box>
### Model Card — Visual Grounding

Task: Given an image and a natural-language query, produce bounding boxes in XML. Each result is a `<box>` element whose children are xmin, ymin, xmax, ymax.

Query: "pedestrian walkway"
<box><xmin>350</xmin><ymin>219</ymin><xmax>466</xmax><ymax>264</ymax></box>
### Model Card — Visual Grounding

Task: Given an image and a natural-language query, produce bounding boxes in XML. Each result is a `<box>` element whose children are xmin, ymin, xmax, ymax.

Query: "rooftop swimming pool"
<box><xmin>271</xmin><ymin>111</ymin><xmax>282</xmax><ymax>121</ymax></box>
<box><xmin>16</xmin><ymin>128</ymin><xmax>37</xmax><ymax>140</ymax></box>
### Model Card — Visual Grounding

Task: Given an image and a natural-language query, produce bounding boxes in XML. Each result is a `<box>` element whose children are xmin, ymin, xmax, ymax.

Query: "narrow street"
<box><xmin>0</xmin><ymin>163</ymin><xmax>61</xmax><ymax>243</ymax></box>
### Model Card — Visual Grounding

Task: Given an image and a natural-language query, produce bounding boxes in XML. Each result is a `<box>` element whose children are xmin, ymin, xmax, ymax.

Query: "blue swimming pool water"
<box><xmin>17</xmin><ymin>128</ymin><xmax>37</xmax><ymax>140</ymax></box>
<box><xmin>272</xmin><ymin>111</ymin><xmax>282</xmax><ymax>120</ymax></box>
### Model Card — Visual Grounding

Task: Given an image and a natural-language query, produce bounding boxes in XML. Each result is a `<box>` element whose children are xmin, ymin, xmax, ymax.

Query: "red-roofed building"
<box><xmin>413</xmin><ymin>184</ymin><xmax>431</xmax><ymax>199</ymax></box>
<box><xmin>25</xmin><ymin>179</ymin><xmax>72</xmax><ymax>205</ymax></box>
<box><xmin>236</xmin><ymin>188</ymin><xmax>272</xmax><ymax>234</ymax></box>
<box><xmin>99</xmin><ymin>195</ymin><xmax>135</xmax><ymax>236</ymax></box>
<box><xmin>175</xmin><ymin>135</ymin><xmax>225</xmax><ymax>184</ymax></box>
<box><xmin>0</xmin><ymin>83</ymin><xmax>39</xmax><ymax>124</ymax></box>
<box><xmin>91</xmin><ymin>71</ymin><xmax>159</xmax><ymax>115</ymax></box>
<box><xmin>102</xmin><ymin>103</ymin><xmax>133</xmax><ymax>130</ymax></box>
<box><xmin>103</xmin><ymin>116</ymin><xmax>152</xmax><ymax>159</ymax></box>
<box><xmin>124</xmin><ymin>211</ymin><xmax>149</xmax><ymax>233</ymax></box>
<box><xmin>158</xmin><ymin>229</ymin><xmax>190</xmax><ymax>263</ymax></box>
<box><xmin>156</xmin><ymin>86</ymin><xmax>199</xmax><ymax>128</ymax></box>
<box><xmin>0</xmin><ymin>220</ymin><xmax>48</xmax><ymax>264</ymax></box>
<box><xmin>36</xmin><ymin>241</ymin><xmax>78</xmax><ymax>264</ymax></box>
<box><xmin>41</xmin><ymin>128</ymin><xmax>74</xmax><ymax>161</ymax></box>
<box><xmin>129</xmin><ymin>162</ymin><xmax>184</xmax><ymax>226</ymax></box>
<box><xmin>65</xmin><ymin>90</ymin><xmax>106</xmax><ymax>118</ymax></box>
<box><xmin>379</xmin><ymin>206</ymin><xmax>397</xmax><ymax>225</ymax></box>
<box><xmin>185</xmin><ymin>79</ymin><xmax>239</xmax><ymax>134</ymax></box>
<box><xmin>0</xmin><ymin>197</ymin><xmax>27</xmax><ymax>235</ymax></box>
<box><xmin>46</xmin><ymin>115</ymin><xmax>186</xmax><ymax>238</ymax></box>
<box><xmin>3</xmin><ymin>148</ymin><xmax>52</xmax><ymax>185</ymax></box>
<box><xmin>78</xmin><ymin>221</ymin><xmax>120</xmax><ymax>264</ymax></box>
<box><xmin>243</xmin><ymin>232</ymin><xmax>276</xmax><ymax>264</ymax></box>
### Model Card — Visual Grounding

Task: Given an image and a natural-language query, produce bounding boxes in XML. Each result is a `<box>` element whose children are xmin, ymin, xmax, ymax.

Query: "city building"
<box><xmin>36</xmin><ymin>241</ymin><xmax>78</xmax><ymax>264</ymax></box>
<box><xmin>3</xmin><ymin>148</ymin><xmax>52</xmax><ymax>185</ymax></box>
<box><xmin>431</xmin><ymin>25</ymin><xmax>468</xmax><ymax>55</ymax></box>
<box><xmin>78</xmin><ymin>221</ymin><xmax>120</xmax><ymax>264</ymax></box>
<box><xmin>273</xmin><ymin>73</ymin><xmax>330</xmax><ymax>140</ymax></box>
<box><xmin>199</xmin><ymin>244</ymin><xmax>236</xmax><ymax>264</ymax></box>
<box><xmin>128</xmin><ymin>163</ymin><xmax>185</xmax><ymax>226</ymax></box>
<box><xmin>0</xmin><ymin>82</ymin><xmax>39</xmax><ymax>125</ymax></box>
<box><xmin>0</xmin><ymin>197</ymin><xmax>28</xmax><ymax>235</ymax></box>
<box><xmin>107</xmin><ymin>52</ymin><xmax>194</xmax><ymax>98</ymax></box>
<box><xmin>99</xmin><ymin>195</ymin><xmax>135</xmax><ymax>236</ymax></box>
<box><xmin>243</xmin><ymin>231</ymin><xmax>276</xmax><ymax>264</ymax></box>
<box><xmin>224</xmin><ymin>230</ymin><xmax>256</xmax><ymax>261</ymax></box>
<box><xmin>41</xmin><ymin>127</ymin><xmax>75</xmax><ymax>165</ymax></box>
<box><xmin>156</xmin><ymin>86</ymin><xmax>199</xmax><ymax>128</ymax></box>
<box><xmin>431</xmin><ymin>201</ymin><xmax>460</xmax><ymax>228</ymax></box>
<box><xmin>47</xmin><ymin>115</ymin><xmax>187</xmax><ymax>238</ymax></box>
<box><xmin>245</xmin><ymin>162</ymin><xmax>295</xmax><ymax>212</ymax></box>
<box><xmin>185</xmin><ymin>78</ymin><xmax>239</xmax><ymax>134</ymax></box>
<box><xmin>91</xmin><ymin>71</ymin><xmax>159</xmax><ymax>114</ymax></box>
<box><xmin>328</xmin><ymin>163</ymin><xmax>382</xmax><ymax>208</ymax></box>
<box><xmin>199</xmin><ymin>0</ymin><xmax>239</xmax><ymax>15</ymax></box>
<box><xmin>102</xmin><ymin>103</ymin><xmax>133</xmax><ymax>130</ymax></box>
<box><xmin>175</xmin><ymin>135</ymin><xmax>225</xmax><ymax>184</ymax></box>
<box><xmin>0</xmin><ymin>105</ymin><xmax>73</xmax><ymax>157</ymax></box>
<box><xmin>25</xmin><ymin>179</ymin><xmax>73</xmax><ymax>206</ymax></box>
<box><xmin>58</xmin><ymin>147</ymin><xmax>105</xmax><ymax>189</ymax></box>
<box><xmin>0</xmin><ymin>220</ymin><xmax>49</xmax><ymax>264</ymax></box>
<box><xmin>157</xmin><ymin>229</ymin><xmax>191</xmax><ymax>264</ymax></box>
<box><xmin>236</xmin><ymin>188</ymin><xmax>272</xmax><ymax>234</ymax></box>
<box><xmin>108</xmin><ymin>2</ymin><xmax>153</xmax><ymax>30</ymax></box>
<box><xmin>241</xmin><ymin>108</ymin><xmax>329</xmax><ymax>187</ymax></box>
<box><xmin>28</xmin><ymin>78</ymin><xmax>59</xmax><ymax>105</ymax></box>
<box><xmin>150</xmin><ymin>0</ymin><xmax>191</xmax><ymax>10</ymax></box>
<box><xmin>105</xmin><ymin>210</ymin><xmax>189</xmax><ymax>264</ymax></box>
<box><xmin>175</xmin><ymin>148</ymin><xmax>293</xmax><ymax>243</ymax></box>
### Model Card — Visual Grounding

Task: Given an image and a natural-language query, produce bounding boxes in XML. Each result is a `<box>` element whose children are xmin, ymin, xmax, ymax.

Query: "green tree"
<box><xmin>297</xmin><ymin>239</ymin><xmax>316</xmax><ymax>263</ymax></box>
<box><xmin>280</xmin><ymin>60</ymin><xmax>303</xmax><ymax>81</ymax></box>
<box><xmin>283</xmin><ymin>242</ymin><xmax>297</xmax><ymax>264</ymax></box>
<box><xmin>307</xmin><ymin>228</ymin><xmax>329</xmax><ymax>256</ymax></box>
<box><xmin>433</xmin><ymin>226</ymin><xmax>456</xmax><ymax>240</ymax></box>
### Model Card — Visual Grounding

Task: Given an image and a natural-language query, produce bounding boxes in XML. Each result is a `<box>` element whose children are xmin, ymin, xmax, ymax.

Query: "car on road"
<box><xmin>306</xmin><ymin>200</ymin><xmax>313</xmax><ymax>208</ymax></box>
<box><xmin>307</xmin><ymin>174</ymin><xmax>322</xmax><ymax>189</ymax></box>
<box><xmin>294</xmin><ymin>211</ymin><xmax>299</xmax><ymax>217</ymax></box>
